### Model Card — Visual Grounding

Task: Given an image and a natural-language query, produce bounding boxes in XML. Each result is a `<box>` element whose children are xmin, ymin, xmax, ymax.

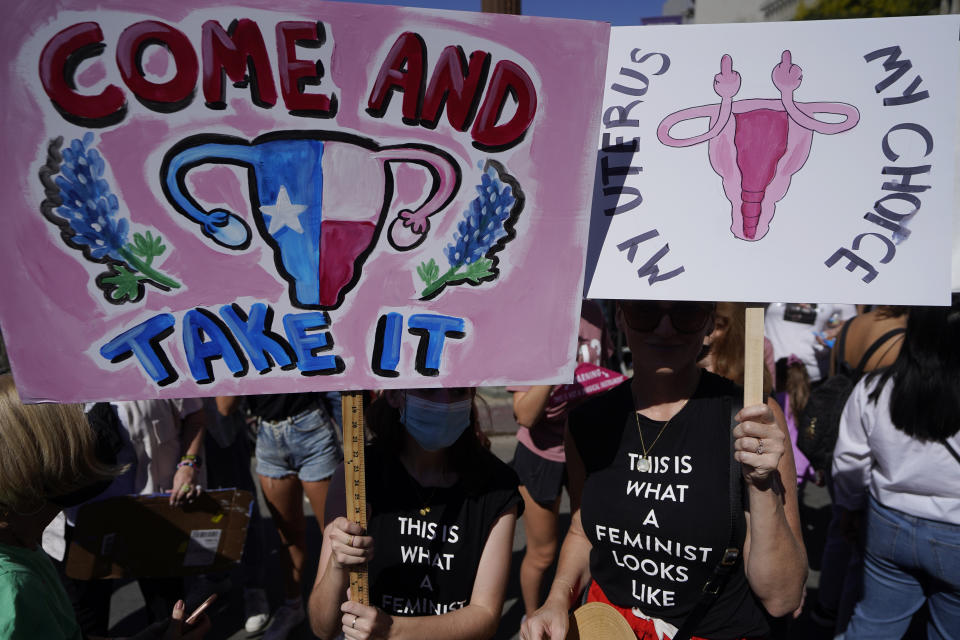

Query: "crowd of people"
<box><xmin>1</xmin><ymin>298</ymin><xmax>958</xmax><ymax>640</ymax></box>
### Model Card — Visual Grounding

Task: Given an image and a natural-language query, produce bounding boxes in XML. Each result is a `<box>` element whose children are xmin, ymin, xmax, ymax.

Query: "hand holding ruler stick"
<box><xmin>341</xmin><ymin>390</ymin><xmax>370</xmax><ymax>605</ymax></box>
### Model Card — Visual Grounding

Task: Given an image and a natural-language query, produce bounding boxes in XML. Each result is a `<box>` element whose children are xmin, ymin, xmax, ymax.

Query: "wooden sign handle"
<box><xmin>341</xmin><ymin>390</ymin><xmax>369</xmax><ymax>605</ymax></box>
<box><xmin>743</xmin><ymin>304</ymin><xmax>765</xmax><ymax>407</ymax></box>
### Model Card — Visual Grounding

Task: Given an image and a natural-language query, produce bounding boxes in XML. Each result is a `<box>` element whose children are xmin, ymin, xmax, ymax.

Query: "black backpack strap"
<box><xmin>833</xmin><ymin>320</ymin><xmax>855</xmax><ymax>374</ymax></box>
<box><xmin>672</xmin><ymin>395</ymin><xmax>745</xmax><ymax>640</ymax></box>
<box><xmin>852</xmin><ymin>327</ymin><xmax>906</xmax><ymax>376</ymax></box>
<box><xmin>942</xmin><ymin>440</ymin><xmax>960</xmax><ymax>467</ymax></box>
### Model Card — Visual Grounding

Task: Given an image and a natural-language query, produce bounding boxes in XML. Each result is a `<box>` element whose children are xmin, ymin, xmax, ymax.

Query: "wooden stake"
<box><xmin>341</xmin><ymin>390</ymin><xmax>369</xmax><ymax>605</ymax></box>
<box><xmin>743</xmin><ymin>304</ymin><xmax>765</xmax><ymax>406</ymax></box>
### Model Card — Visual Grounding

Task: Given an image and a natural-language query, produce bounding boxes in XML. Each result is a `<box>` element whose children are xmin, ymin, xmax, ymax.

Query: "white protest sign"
<box><xmin>587</xmin><ymin>16</ymin><xmax>959</xmax><ymax>305</ymax></box>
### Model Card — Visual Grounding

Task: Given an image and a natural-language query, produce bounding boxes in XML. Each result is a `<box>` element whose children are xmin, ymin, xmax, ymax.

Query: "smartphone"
<box><xmin>185</xmin><ymin>593</ymin><xmax>217</xmax><ymax>626</ymax></box>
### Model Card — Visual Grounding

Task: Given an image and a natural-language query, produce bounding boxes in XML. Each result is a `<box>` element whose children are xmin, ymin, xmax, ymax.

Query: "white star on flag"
<box><xmin>261</xmin><ymin>185</ymin><xmax>308</xmax><ymax>234</ymax></box>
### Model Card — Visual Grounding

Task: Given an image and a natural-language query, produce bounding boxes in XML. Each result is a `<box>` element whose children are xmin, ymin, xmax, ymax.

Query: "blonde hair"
<box><xmin>0</xmin><ymin>374</ymin><xmax>118</xmax><ymax>513</ymax></box>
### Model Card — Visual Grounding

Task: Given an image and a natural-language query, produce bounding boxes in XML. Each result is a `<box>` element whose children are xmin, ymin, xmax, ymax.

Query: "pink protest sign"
<box><xmin>0</xmin><ymin>0</ymin><xmax>609</xmax><ymax>402</ymax></box>
<box><xmin>549</xmin><ymin>363</ymin><xmax>628</xmax><ymax>405</ymax></box>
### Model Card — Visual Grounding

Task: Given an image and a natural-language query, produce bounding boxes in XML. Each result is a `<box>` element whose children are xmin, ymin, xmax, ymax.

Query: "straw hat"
<box><xmin>566</xmin><ymin>602</ymin><xmax>635</xmax><ymax>639</ymax></box>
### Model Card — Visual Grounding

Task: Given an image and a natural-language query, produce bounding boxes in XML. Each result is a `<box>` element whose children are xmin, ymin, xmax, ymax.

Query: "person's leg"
<box><xmin>844</xmin><ymin>500</ymin><xmax>925</xmax><ymax>639</ymax></box>
<box><xmin>815</xmin><ymin>481</ymin><xmax>856</xmax><ymax>629</ymax></box>
<box><xmin>518</xmin><ymin>484</ymin><xmax>561</xmax><ymax>617</ymax></box>
<box><xmin>227</xmin><ymin>430</ymin><xmax>269</xmax><ymax>633</ymax></box>
<box><xmin>258</xmin><ymin>473</ymin><xmax>308</xmax><ymax>599</ymax></box>
<box><xmin>917</xmin><ymin>516</ymin><xmax>960</xmax><ymax>640</ymax></box>
<box><xmin>513</xmin><ymin>441</ymin><xmax>565</xmax><ymax>617</ymax></box>
<box><xmin>302</xmin><ymin>478</ymin><xmax>332</xmax><ymax>532</ymax></box>
<box><xmin>255</xmin><ymin>416</ymin><xmax>310</xmax><ymax>639</ymax></box>
<box><xmin>230</xmin><ymin>432</ymin><xmax>265</xmax><ymax>578</ymax></box>
<box><xmin>926</xmin><ymin>585</ymin><xmax>960</xmax><ymax>640</ymax></box>
<box><xmin>292</xmin><ymin>405</ymin><xmax>342</xmax><ymax>532</ymax></box>
<box><xmin>835</xmin><ymin>538</ymin><xmax>863</xmax><ymax>634</ymax></box>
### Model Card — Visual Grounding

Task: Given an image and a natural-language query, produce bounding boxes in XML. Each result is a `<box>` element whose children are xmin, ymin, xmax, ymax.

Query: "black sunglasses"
<box><xmin>619</xmin><ymin>301</ymin><xmax>713</xmax><ymax>334</ymax></box>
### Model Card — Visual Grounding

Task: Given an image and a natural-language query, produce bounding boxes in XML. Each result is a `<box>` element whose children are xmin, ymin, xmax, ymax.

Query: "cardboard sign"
<box><xmin>550</xmin><ymin>362</ymin><xmax>628</xmax><ymax>404</ymax></box>
<box><xmin>0</xmin><ymin>0</ymin><xmax>609</xmax><ymax>402</ymax></box>
<box><xmin>586</xmin><ymin>16</ymin><xmax>958</xmax><ymax>305</ymax></box>
<box><xmin>65</xmin><ymin>489</ymin><xmax>253</xmax><ymax>579</ymax></box>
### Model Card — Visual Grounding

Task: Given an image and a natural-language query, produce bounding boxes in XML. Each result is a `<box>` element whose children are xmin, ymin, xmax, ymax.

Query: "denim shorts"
<box><xmin>254</xmin><ymin>406</ymin><xmax>342</xmax><ymax>482</ymax></box>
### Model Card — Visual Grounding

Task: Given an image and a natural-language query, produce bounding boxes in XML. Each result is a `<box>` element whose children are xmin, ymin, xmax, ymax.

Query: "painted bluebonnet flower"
<box><xmin>55</xmin><ymin>133</ymin><xmax>130</xmax><ymax>262</ymax></box>
<box><xmin>418</xmin><ymin>161</ymin><xmax>523</xmax><ymax>299</ymax></box>
<box><xmin>444</xmin><ymin>166</ymin><xmax>514</xmax><ymax>268</ymax></box>
<box><xmin>40</xmin><ymin>133</ymin><xmax>180</xmax><ymax>304</ymax></box>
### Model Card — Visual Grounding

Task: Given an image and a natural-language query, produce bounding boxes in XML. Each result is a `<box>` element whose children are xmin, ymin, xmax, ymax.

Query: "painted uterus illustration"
<box><xmin>163</xmin><ymin>132</ymin><xmax>460</xmax><ymax>309</ymax></box>
<box><xmin>658</xmin><ymin>51</ymin><xmax>859</xmax><ymax>241</ymax></box>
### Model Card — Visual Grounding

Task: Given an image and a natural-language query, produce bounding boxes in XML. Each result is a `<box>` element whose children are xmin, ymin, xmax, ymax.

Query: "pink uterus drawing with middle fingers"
<box><xmin>658</xmin><ymin>51</ymin><xmax>860</xmax><ymax>241</ymax></box>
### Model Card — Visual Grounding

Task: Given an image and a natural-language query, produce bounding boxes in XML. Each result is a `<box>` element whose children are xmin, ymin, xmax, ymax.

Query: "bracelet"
<box><xmin>180</xmin><ymin>454</ymin><xmax>202</xmax><ymax>468</ymax></box>
<box><xmin>177</xmin><ymin>459</ymin><xmax>196</xmax><ymax>469</ymax></box>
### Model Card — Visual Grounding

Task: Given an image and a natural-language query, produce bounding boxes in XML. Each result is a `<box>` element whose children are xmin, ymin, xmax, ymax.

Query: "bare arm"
<box><xmin>521</xmin><ymin>427</ymin><xmax>593</xmax><ymax>640</ymax></box>
<box><xmin>180</xmin><ymin>408</ymin><xmax>205</xmax><ymax>459</ymax></box>
<box><xmin>309</xmin><ymin>464</ymin><xmax>363</xmax><ymax>640</ymax></box>
<box><xmin>512</xmin><ymin>386</ymin><xmax>554</xmax><ymax>428</ymax></box>
<box><xmin>170</xmin><ymin>407</ymin><xmax>206</xmax><ymax>506</ymax></box>
<box><xmin>215</xmin><ymin>396</ymin><xmax>239</xmax><ymax>417</ymax></box>
<box><xmin>736</xmin><ymin>400</ymin><xmax>807</xmax><ymax>617</ymax></box>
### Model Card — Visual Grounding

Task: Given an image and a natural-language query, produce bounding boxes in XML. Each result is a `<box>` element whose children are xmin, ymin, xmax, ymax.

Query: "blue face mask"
<box><xmin>400</xmin><ymin>394</ymin><xmax>473</xmax><ymax>451</ymax></box>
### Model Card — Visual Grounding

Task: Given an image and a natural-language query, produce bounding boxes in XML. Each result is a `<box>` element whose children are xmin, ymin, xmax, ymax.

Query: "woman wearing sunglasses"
<box><xmin>308</xmin><ymin>388</ymin><xmax>522</xmax><ymax>640</ymax></box>
<box><xmin>522</xmin><ymin>301</ymin><xmax>806</xmax><ymax>640</ymax></box>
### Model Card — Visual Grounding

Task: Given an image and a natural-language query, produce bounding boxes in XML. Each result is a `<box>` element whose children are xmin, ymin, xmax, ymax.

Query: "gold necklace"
<box><xmin>418</xmin><ymin>487</ymin><xmax>438</xmax><ymax>516</ymax></box>
<box><xmin>633</xmin><ymin>408</ymin><xmax>679</xmax><ymax>472</ymax></box>
<box><xmin>411</xmin><ymin>474</ymin><xmax>447</xmax><ymax>516</ymax></box>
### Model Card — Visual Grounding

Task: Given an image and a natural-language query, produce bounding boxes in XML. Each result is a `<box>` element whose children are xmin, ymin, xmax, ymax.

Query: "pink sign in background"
<box><xmin>0</xmin><ymin>0</ymin><xmax>609</xmax><ymax>402</ymax></box>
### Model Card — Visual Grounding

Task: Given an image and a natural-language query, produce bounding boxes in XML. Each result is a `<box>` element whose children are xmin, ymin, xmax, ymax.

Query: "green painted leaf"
<box><xmin>417</xmin><ymin>258</ymin><xmax>440</xmax><ymax>285</ymax></box>
<box><xmin>148</xmin><ymin>232</ymin><xmax>165</xmax><ymax>256</ymax></box>
<box><xmin>463</xmin><ymin>258</ymin><xmax>494</xmax><ymax>283</ymax></box>
<box><xmin>101</xmin><ymin>266</ymin><xmax>144</xmax><ymax>302</ymax></box>
<box><xmin>130</xmin><ymin>232</ymin><xmax>149</xmax><ymax>258</ymax></box>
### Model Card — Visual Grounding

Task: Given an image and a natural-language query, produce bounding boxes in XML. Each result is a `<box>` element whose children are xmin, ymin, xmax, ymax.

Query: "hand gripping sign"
<box><xmin>657</xmin><ymin>51</ymin><xmax>859</xmax><ymax>242</ymax></box>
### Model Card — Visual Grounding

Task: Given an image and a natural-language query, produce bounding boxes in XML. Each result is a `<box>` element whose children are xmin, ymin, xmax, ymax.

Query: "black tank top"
<box><xmin>569</xmin><ymin>372</ymin><xmax>769</xmax><ymax>638</ymax></box>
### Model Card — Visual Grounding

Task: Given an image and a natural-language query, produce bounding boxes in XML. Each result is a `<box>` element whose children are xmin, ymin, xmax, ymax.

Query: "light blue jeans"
<box><xmin>255</xmin><ymin>406</ymin><xmax>341</xmax><ymax>482</ymax></box>
<box><xmin>844</xmin><ymin>497</ymin><xmax>960</xmax><ymax>640</ymax></box>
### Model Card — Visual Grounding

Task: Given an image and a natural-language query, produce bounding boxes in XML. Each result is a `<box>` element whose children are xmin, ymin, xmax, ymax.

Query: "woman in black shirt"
<box><xmin>522</xmin><ymin>301</ymin><xmax>806</xmax><ymax>639</ymax></box>
<box><xmin>308</xmin><ymin>388</ymin><xmax>522</xmax><ymax>640</ymax></box>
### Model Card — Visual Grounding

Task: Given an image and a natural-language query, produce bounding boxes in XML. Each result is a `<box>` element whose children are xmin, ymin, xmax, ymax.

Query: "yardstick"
<box><xmin>743</xmin><ymin>304</ymin><xmax>765</xmax><ymax>406</ymax></box>
<box><xmin>341</xmin><ymin>390</ymin><xmax>369</xmax><ymax>605</ymax></box>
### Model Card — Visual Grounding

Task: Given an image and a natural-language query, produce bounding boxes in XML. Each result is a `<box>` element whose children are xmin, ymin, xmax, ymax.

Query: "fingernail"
<box><xmin>175</xmin><ymin>600</ymin><xmax>185</xmax><ymax>611</ymax></box>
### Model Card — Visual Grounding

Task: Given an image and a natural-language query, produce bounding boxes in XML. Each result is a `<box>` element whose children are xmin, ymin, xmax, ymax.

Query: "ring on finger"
<box><xmin>756</xmin><ymin>438</ymin><xmax>764</xmax><ymax>455</ymax></box>
<box><xmin>350</xmin><ymin>535</ymin><xmax>355</xmax><ymax>547</ymax></box>
<box><xmin>351</xmin><ymin>614</ymin><xmax>358</xmax><ymax>629</ymax></box>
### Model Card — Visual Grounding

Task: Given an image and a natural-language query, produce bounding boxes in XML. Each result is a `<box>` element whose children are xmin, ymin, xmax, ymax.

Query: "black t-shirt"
<box><xmin>569</xmin><ymin>372</ymin><xmax>769</xmax><ymax>639</ymax></box>
<box><xmin>365</xmin><ymin>443</ymin><xmax>522</xmax><ymax>616</ymax></box>
<box><xmin>246</xmin><ymin>393</ymin><xmax>319</xmax><ymax>421</ymax></box>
